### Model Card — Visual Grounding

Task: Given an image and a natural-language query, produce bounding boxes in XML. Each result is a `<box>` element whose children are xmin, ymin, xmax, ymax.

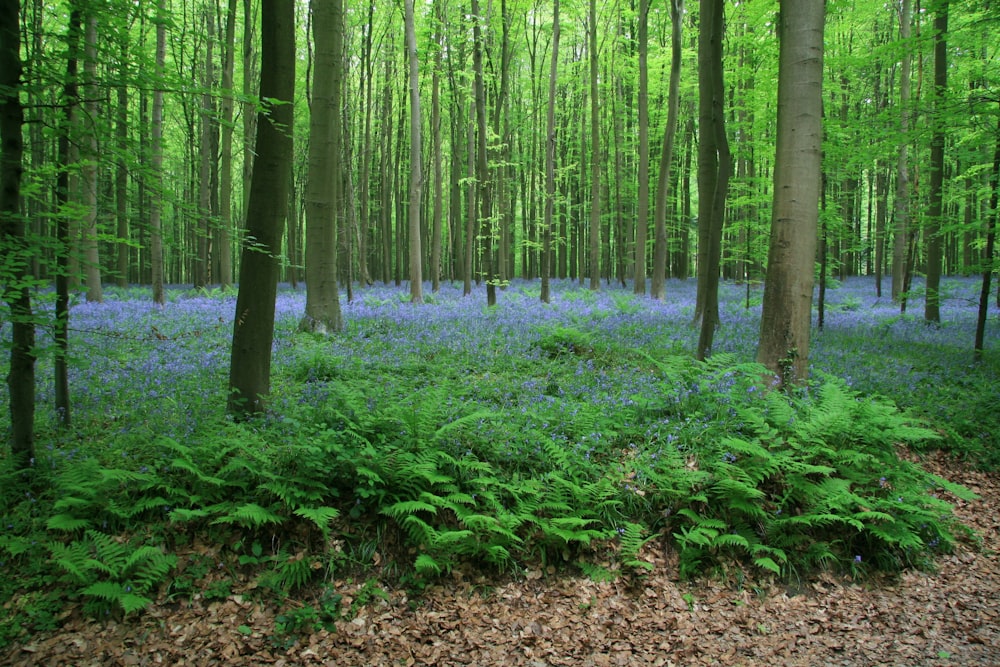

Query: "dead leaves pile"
<box><xmin>4</xmin><ymin>451</ymin><xmax>998</xmax><ymax>666</ymax></box>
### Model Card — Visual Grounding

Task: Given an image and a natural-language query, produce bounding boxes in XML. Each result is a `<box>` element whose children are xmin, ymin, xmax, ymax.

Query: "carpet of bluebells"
<box><xmin>2</xmin><ymin>276</ymin><xmax>997</xmax><ymax>462</ymax></box>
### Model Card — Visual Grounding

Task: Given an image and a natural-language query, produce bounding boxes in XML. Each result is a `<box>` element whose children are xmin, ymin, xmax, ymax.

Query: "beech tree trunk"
<box><xmin>892</xmin><ymin>0</ymin><xmax>912</xmax><ymax>302</ymax></box>
<box><xmin>694</xmin><ymin>0</ymin><xmax>731</xmax><ymax>359</ymax></box>
<box><xmin>150</xmin><ymin>0</ymin><xmax>166</xmax><ymax>306</ymax></box>
<box><xmin>541</xmin><ymin>0</ymin><xmax>560</xmax><ymax>304</ymax></box>
<box><xmin>925</xmin><ymin>3</ymin><xmax>948</xmax><ymax>323</ymax></box>
<box><xmin>757</xmin><ymin>0</ymin><xmax>824</xmax><ymax>387</ymax></box>
<box><xmin>651</xmin><ymin>0</ymin><xmax>682</xmax><ymax>301</ymax></box>
<box><xmin>1</xmin><ymin>0</ymin><xmax>36</xmax><ymax>466</ymax></box>
<box><xmin>405</xmin><ymin>0</ymin><xmax>423</xmax><ymax>303</ymax></box>
<box><xmin>228</xmin><ymin>0</ymin><xmax>295</xmax><ymax>416</ymax></box>
<box><xmin>300</xmin><ymin>0</ymin><xmax>343</xmax><ymax>334</ymax></box>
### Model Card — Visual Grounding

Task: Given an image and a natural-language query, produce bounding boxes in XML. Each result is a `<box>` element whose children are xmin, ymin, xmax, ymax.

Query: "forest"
<box><xmin>1</xmin><ymin>0</ymin><xmax>999</xmax><ymax>664</ymax></box>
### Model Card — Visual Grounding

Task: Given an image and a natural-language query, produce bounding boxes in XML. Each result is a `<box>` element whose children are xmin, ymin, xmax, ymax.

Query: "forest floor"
<box><xmin>3</xmin><ymin>450</ymin><xmax>998</xmax><ymax>667</ymax></box>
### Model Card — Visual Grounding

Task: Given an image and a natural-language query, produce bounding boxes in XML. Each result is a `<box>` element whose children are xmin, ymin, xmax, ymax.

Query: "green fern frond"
<box><xmin>81</xmin><ymin>582</ymin><xmax>152</xmax><ymax>615</ymax></box>
<box><xmin>210</xmin><ymin>502</ymin><xmax>284</xmax><ymax>528</ymax></box>
<box><xmin>293</xmin><ymin>506</ymin><xmax>340</xmax><ymax>537</ymax></box>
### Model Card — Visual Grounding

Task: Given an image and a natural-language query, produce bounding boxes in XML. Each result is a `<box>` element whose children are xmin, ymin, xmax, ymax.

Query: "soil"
<box><xmin>3</xmin><ymin>451</ymin><xmax>998</xmax><ymax>667</ymax></box>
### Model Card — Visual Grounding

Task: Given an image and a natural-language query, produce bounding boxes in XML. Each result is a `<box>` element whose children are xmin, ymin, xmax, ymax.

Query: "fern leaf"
<box><xmin>46</xmin><ymin>514</ymin><xmax>91</xmax><ymax>532</ymax></box>
<box><xmin>210</xmin><ymin>502</ymin><xmax>284</xmax><ymax>528</ymax></box>
<box><xmin>414</xmin><ymin>553</ymin><xmax>442</xmax><ymax>575</ymax></box>
<box><xmin>293</xmin><ymin>506</ymin><xmax>340</xmax><ymax>536</ymax></box>
<box><xmin>753</xmin><ymin>556</ymin><xmax>782</xmax><ymax>574</ymax></box>
<box><xmin>381</xmin><ymin>500</ymin><xmax>439</xmax><ymax>519</ymax></box>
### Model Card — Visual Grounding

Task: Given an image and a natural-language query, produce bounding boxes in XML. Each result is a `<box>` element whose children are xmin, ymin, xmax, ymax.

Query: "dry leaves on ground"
<box><xmin>4</xmin><ymin>451</ymin><xmax>998</xmax><ymax>667</ymax></box>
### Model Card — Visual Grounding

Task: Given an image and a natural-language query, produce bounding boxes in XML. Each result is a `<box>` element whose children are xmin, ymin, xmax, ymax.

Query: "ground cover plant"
<box><xmin>0</xmin><ymin>277</ymin><xmax>995</xmax><ymax>650</ymax></box>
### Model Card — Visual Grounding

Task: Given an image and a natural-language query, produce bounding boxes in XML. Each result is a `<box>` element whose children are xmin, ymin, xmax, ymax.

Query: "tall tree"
<box><xmin>757</xmin><ymin>0</ymin><xmax>824</xmax><ymax>387</ymax></box>
<box><xmin>541</xmin><ymin>0</ymin><xmax>560</xmax><ymax>304</ymax></box>
<box><xmin>150</xmin><ymin>0</ymin><xmax>167</xmax><ymax>306</ymax></box>
<box><xmin>228</xmin><ymin>0</ymin><xmax>295</xmax><ymax>416</ymax></box>
<box><xmin>924</xmin><ymin>1</ymin><xmax>948</xmax><ymax>323</ymax></box>
<box><xmin>974</xmin><ymin>110</ymin><xmax>999</xmax><ymax>361</ymax></box>
<box><xmin>471</xmin><ymin>0</ymin><xmax>496</xmax><ymax>305</ymax></box>
<box><xmin>195</xmin><ymin>6</ymin><xmax>216</xmax><ymax>289</ymax></box>
<box><xmin>299</xmin><ymin>0</ymin><xmax>344</xmax><ymax>334</ymax></box>
<box><xmin>588</xmin><ymin>0</ymin><xmax>601</xmax><ymax>290</ymax></box>
<box><xmin>634</xmin><ymin>0</ymin><xmax>650</xmax><ymax>295</ymax></box>
<box><xmin>405</xmin><ymin>0</ymin><xmax>424</xmax><ymax>303</ymax></box>
<box><xmin>651</xmin><ymin>0</ymin><xmax>683</xmax><ymax>300</ymax></box>
<box><xmin>1</xmin><ymin>0</ymin><xmax>35</xmax><ymax>467</ymax></box>
<box><xmin>694</xmin><ymin>0</ymin><xmax>732</xmax><ymax>359</ymax></box>
<box><xmin>891</xmin><ymin>0</ymin><xmax>912</xmax><ymax>302</ymax></box>
<box><xmin>218</xmin><ymin>0</ymin><xmax>237</xmax><ymax>288</ymax></box>
<box><xmin>81</xmin><ymin>12</ymin><xmax>102</xmax><ymax>302</ymax></box>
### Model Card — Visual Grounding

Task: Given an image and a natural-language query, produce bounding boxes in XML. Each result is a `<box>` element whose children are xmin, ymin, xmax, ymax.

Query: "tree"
<box><xmin>587</xmin><ymin>0</ymin><xmax>601</xmax><ymax>291</ymax></box>
<box><xmin>541</xmin><ymin>0</ymin><xmax>560</xmax><ymax>305</ymax></box>
<box><xmin>228</xmin><ymin>0</ymin><xmax>295</xmax><ymax>416</ymax></box>
<box><xmin>149</xmin><ymin>0</ymin><xmax>167</xmax><ymax>306</ymax></box>
<box><xmin>694</xmin><ymin>0</ymin><xmax>732</xmax><ymax>359</ymax></box>
<box><xmin>471</xmin><ymin>0</ymin><xmax>496</xmax><ymax>306</ymax></box>
<box><xmin>81</xmin><ymin>12</ymin><xmax>102</xmax><ymax>302</ymax></box>
<box><xmin>757</xmin><ymin>0</ymin><xmax>825</xmax><ymax>387</ymax></box>
<box><xmin>651</xmin><ymin>0</ymin><xmax>683</xmax><ymax>301</ymax></box>
<box><xmin>405</xmin><ymin>0</ymin><xmax>423</xmax><ymax>304</ymax></box>
<box><xmin>1</xmin><ymin>0</ymin><xmax>36</xmax><ymax>467</ymax></box>
<box><xmin>634</xmin><ymin>0</ymin><xmax>650</xmax><ymax>296</ymax></box>
<box><xmin>299</xmin><ymin>0</ymin><xmax>344</xmax><ymax>334</ymax></box>
<box><xmin>891</xmin><ymin>0</ymin><xmax>912</xmax><ymax>303</ymax></box>
<box><xmin>924</xmin><ymin>1</ymin><xmax>948</xmax><ymax>323</ymax></box>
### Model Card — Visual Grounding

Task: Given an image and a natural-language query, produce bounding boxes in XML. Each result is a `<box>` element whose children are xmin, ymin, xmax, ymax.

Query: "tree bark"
<box><xmin>81</xmin><ymin>12</ymin><xmax>102</xmax><ymax>302</ymax></box>
<box><xmin>228</xmin><ymin>0</ymin><xmax>295</xmax><ymax>416</ymax></box>
<box><xmin>588</xmin><ymin>0</ymin><xmax>601</xmax><ymax>291</ymax></box>
<box><xmin>150</xmin><ymin>0</ymin><xmax>166</xmax><ymax>306</ymax></box>
<box><xmin>300</xmin><ymin>0</ymin><xmax>343</xmax><ymax>334</ymax></box>
<box><xmin>695</xmin><ymin>0</ymin><xmax>731</xmax><ymax>359</ymax></box>
<box><xmin>892</xmin><ymin>0</ymin><xmax>912</xmax><ymax>303</ymax></box>
<box><xmin>651</xmin><ymin>0</ymin><xmax>682</xmax><ymax>300</ymax></box>
<box><xmin>471</xmin><ymin>0</ymin><xmax>496</xmax><ymax>305</ymax></box>
<box><xmin>1</xmin><ymin>0</ymin><xmax>36</xmax><ymax>466</ymax></box>
<box><xmin>634</xmin><ymin>0</ymin><xmax>650</xmax><ymax>295</ymax></box>
<box><xmin>218</xmin><ymin>0</ymin><xmax>237</xmax><ymax>288</ymax></box>
<box><xmin>925</xmin><ymin>2</ymin><xmax>948</xmax><ymax>323</ymax></box>
<box><xmin>757</xmin><ymin>0</ymin><xmax>824</xmax><ymax>387</ymax></box>
<box><xmin>405</xmin><ymin>0</ymin><xmax>424</xmax><ymax>304</ymax></box>
<box><xmin>541</xmin><ymin>0</ymin><xmax>560</xmax><ymax>304</ymax></box>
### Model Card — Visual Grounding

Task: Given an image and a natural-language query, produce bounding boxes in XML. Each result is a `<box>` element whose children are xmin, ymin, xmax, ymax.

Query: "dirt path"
<box><xmin>4</xmin><ymin>452</ymin><xmax>998</xmax><ymax>667</ymax></box>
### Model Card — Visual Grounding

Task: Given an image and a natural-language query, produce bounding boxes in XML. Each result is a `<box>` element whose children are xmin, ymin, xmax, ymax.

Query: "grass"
<box><xmin>0</xmin><ymin>275</ymin><xmax>996</xmax><ymax>647</ymax></box>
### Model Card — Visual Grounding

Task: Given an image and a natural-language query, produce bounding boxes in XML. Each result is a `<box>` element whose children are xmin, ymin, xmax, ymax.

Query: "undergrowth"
<box><xmin>0</xmin><ymin>278</ymin><xmax>991</xmax><ymax>649</ymax></box>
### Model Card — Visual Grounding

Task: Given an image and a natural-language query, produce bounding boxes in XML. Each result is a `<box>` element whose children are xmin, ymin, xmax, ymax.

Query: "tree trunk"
<box><xmin>588</xmin><ymin>0</ymin><xmax>601</xmax><ymax>291</ymax></box>
<box><xmin>300</xmin><ymin>0</ymin><xmax>343</xmax><ymax>334</ymax></box>
<box><xmin>405</xmin><ymin>0</ymin><xmax>424</xmax><ymax>304</ymax></box>
<box><xmin>892</xmin><ymin>0</ymin><xmax>911</xmax><ymax>303</ymax></box>
<box><xmin>1</xmin><ymin>0</ymin><xmax>36</xmax><ymax>466</ymax></box>
<box><xmin>541</xmin><ymin>0</ymin><xmax>560</xmax><ymax>304</ymax></box>
<box><xmin>634</xmin><ymin>0</ymin><xmax>650</xmax><ymax>295</ymax></box>
<box><xmin>651</xmin><ymin>0</ymin><xmax>682</xmax><ymax>300</ymax></box>
<box><xmin>150</xmin><ymin>0</ymin><xmax>166</xmax><ymax>306</ymax></box>
<box><xmin>974</xmin><ymin>109</ymin><xmax>999</xmax><ymax>361</ymax></box>
<box><xmin>195</xmin><ymin>8</ymin><xmax>215</xmax><ymax>289</ymax></box>
<box><xmin>81</xmin><ymin>12</ymin><xmax>102</xmax><ymax>302</ymax></box>
<box><xmin>695</xmin><ymin>0</ymin><xmax>731</xmax><ymax>360</ymax></box>
<box><xmin>55</xmin><ymin>6</ymin><xmax>83</xmax><ymax>427</ymax></box>
<box><xmin>228</xmin><ymin>0</ymin><xmax>294</xmax><ymax>416</ymax></box>
<box><xmin>471</xmin><ymin>0</ymin><xmax>496</xmax><ymax>305</ymax></box>
<box><xmin>757</xmin><ymin>0</ymin><xmax>824</xmax><ymax>388</ymax></box>
<box><xmin>115</xmin><ymin>56</ymin><xmax>129</xmax><ymax>288</ymax></box>
<box><xmin>430</xmin><ymin>0</ymin><xmax>444</xmax><ymax>293</ymax></box>
<box><xmin>925</xmin><ymin>2</ymin><xmax>948</xmax><ymax>323</ymax></box>
<box><xmin>218</xmin><ymin>0</ymin><xmax>237</xmax><ymax>288</ymax></box>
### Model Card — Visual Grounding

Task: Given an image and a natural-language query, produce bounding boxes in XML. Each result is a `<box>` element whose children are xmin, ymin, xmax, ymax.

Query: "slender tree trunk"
<box><xmin>55</xmin><ymin>6</ymin><xmax>83</xmax><ymax>427</ymax></box>
<box><xmin>218</xmin><ymin>0</ymin><xmax>237</xmax><ymax>287</ymax></box>
<box><xmin>471</xmin><ymin>0</ymin><xmax>495</xmax><ymax>305</ymax></box>
<box><xmin>241</xmin><ymin>0</ymin><xmax>258</xmax><ymax>225</ymax></box>
<box><xmin>541</xmin><ymin>0</ymin><xmax>560</xmax><ymax>304</ymax></box>
<box><xmin>115</xmin><ymin>55</ymin><xmax>129</xmax><ymax>287</ymax></box>
<box><xmin>405</xmin><ymin>0</ymin><xmax>423</xmax><ymax>303</ymax></box>
<box><xmin>300</xmin><ymin>0</ymin><xmax>343</xmax><ymax>334</ymax></box>
<box><xmin>228</xmin><ymin>0</ymin><xmax>294</xmax><ymax>416</ymax></box>
<box><xmin>150</xmin><ymin>0</ymin><xmax>166</xmax><ymax>305</ymax></box>
<box><xmin>695</xmin><ymin>0</ymin><xmax>731</xmax><ymax>359</ymax></box>
<box><xmin>974</xmin><ymin>110</ymin><xmax>999</xmax><ymax>361</ymax></box>
<box><xmin>588</xmin><ymin>0</ymin><xmax>601</xmax><ymax>290</ymax></box>
<box><xmin>634</xmin><ymin>0</ymin><xmax>650</xmax><ymax>295</ymax></box>
<box><xmin>757</xmin><ymin>0</ymin><xmax>824</xmax><ymax>387</ymax></box>
<box><xmin>81</xmin><ymin>12</ymin><xmax>102</xmax><ymax>302</ymax></box>
<box><xmin>651</xmin><ymin>0</ymin><xmax>682</xmax><ymax>300</ymax></box>
<box><xmin>925</xmin><ymin>2</ymin><xmax>948</xmax><ymax>323</ymax></box>
<box><xmin>1</xmin><ymin>0</ymin><xmax>36</xmax><ymax>466</ymax></box>
<box><xmin>892</xmin><ymin>0</ymin><xmax>912</xmax><ymax>303</ymax></box>
<box><xmin>430</xmin><ymin>0</ymin><xmax>444</xmax><ymax>293</ymax></box>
